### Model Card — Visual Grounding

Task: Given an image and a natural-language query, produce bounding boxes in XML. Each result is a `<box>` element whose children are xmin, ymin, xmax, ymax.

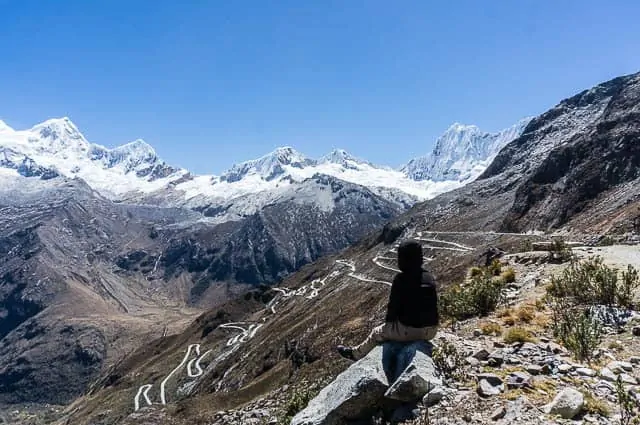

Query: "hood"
<box><xmin>397</xmin><ymin>240</ymin><xmax>423</xmax><ymax>273</ymax></box>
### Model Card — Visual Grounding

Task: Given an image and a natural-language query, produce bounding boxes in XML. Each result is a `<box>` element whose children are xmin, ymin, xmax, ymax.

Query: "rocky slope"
<box><xmin>53</xmin><ymin>71</ymin><xmax>640</xmax><ymax>425</ymax></box>
<box><xmin>405</xmin><ymin>71</ymin><xmax>640</xmax><ymax>236</ymax></box>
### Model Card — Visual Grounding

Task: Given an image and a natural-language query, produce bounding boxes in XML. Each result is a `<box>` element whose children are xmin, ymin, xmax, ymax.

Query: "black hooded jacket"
<box><xmin>385</xmin><ymin>241</ymin><xmax>439</xmax><ymax>328</ymax></box>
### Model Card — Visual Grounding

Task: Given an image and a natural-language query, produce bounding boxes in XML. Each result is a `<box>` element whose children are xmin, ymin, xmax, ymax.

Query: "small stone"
<box><xmin>558</xmin><ymin>364</ymin><xmax>574</xmax><ymax>373</ymax></box>
<box><xmin>632</xmin><ymin>326</ymin><xmax>640</xmax><ymax>337</ymax></box>
<box><xmin>630</xmin><ymin>356</ymin><xmax>640</xmax><ymax>365</ymax></box>
<box><xmin>477</xmin><ymin>373</ymin><xmax>503</xmax><ymax>386</ymax></box>
<box><xmin>473</xmin><ymin>349</ymin><xmax>491</xmax><ymax>361</ymax></box>
<box><xmin>607</xmin><ymin>361</ymin><xmax>634</xmax><ymax>374</ymax></box>
<box><xmin>619</xmin><ymin>373</ymin><xmax>638</xmax><ymax>385</ymax></box>
<box><xmin>473</xmin><ymin>329</ymin><xmax>483</xmax><ymax>337</ymax></box>
<box><xmin>600</xmin><ymin>368</ymin><xmax>617</xmax><ymax>382</ymax></box>
<box><xmin>487</xmin><ymin>350</ymin><xmax>504</xmax><ymax>367</ymax></box>
<box><xmin>423</xmin><ymin>386</ymin><xmax>446</xmax><ymax>406</ymax></box>
<box><xmin>526</xmin><ymin>364</ymin><xmax>544</xmax><ymax>375</ymax></box>
<box><xmin>478</xmin><ymin>379</ymin><xmax>503</xmax><ymax>397</ymax></box>
<box><xmin>506</xmin><ymin>371</ymin><xmax>533</xmax><ymax>389</ymax></box>
<box><xmin>490</xmin><ymin>406</ymin><xmax>507</xmax><ymax>421</ymax></box>
<box><xmin>506</xmin><ymin>356</ymin><xmax>522</xmax><ymax>365</ymax></box>
<box><xmin>465</xmin><ymin>356</ymin><xmax>480</xmax><ymax>367</ymax></box>
<box><xmin>546</xmin><ymin>387</ymin><xmax>584</xmax><ymax>419</ymax></box>
<box><xmin>493</xmin><ymin>341</ymin><xmax>506</xmax><ymax>348</ymax></box>
<box><xmin>576</xmin><ymin>367</ymin><xmax>597</xmax><ymax>377</ymax></box>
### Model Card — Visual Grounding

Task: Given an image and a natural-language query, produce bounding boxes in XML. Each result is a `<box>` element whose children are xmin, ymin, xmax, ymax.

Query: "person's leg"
<box><xmin>349</xmin><ymin>324</ymin><xmax>385</xmax><ymax>359</ymax></box>
<box><xmin>338</xmin><ymin>322</ymin><xmax>404</xmax><ymax>360</ymax></box>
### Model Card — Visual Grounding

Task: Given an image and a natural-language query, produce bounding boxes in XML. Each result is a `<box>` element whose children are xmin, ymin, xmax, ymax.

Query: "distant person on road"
<box><xmin>336</xmin><ymin>240</ymin><xmax>439</xmax><ymax>361</ymax></box>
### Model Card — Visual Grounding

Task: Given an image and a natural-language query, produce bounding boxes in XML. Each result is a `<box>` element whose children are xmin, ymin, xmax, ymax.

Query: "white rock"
<box><xmin>546</xmin><ymin>388</ymin><xmax>584</xmax><ymax>419</ymax></box>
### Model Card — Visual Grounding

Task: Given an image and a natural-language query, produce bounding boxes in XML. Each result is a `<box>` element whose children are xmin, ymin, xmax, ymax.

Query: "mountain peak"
<box><xmin>221</xmin><ymin>146</ymin><xmax>314</xmax><ymax>183</ymax></box>
<box><xmin>265</xmin><ymin>146</ymin><xmax>309</xmax><ymax>163</ymax></box>
<box><xmin>29</xmin><ymin>117</ymin><xmax>87</xmax><ymax>147</ymax></box>
<box><xmin>402</xmin><ymin>118</ymin><xmax>530</xmax><ymax>182</ymax></box>
<box><xmin>444</xmin><ymin>123</ymin><xmax>482</xmax><ymax>136</ymax></box>
<box><xmin>319</xmin><ymin>148</ymin><xmax>371</xmax><ymax>169</ymax></box>
<box><xmin>0</xmin><ymin>120</ymin><xmax>13</xmax><ymax>133</ymax></box>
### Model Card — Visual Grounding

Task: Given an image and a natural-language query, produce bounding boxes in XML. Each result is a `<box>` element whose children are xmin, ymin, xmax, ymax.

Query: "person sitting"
<box><xmin>336</xmin><ymin>240</ymin><xmax>439</xmax><ymax>361</ymax></box>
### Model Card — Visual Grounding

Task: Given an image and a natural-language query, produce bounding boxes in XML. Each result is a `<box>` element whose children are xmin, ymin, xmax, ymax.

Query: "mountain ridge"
<box><xmin>0</xmin><ymin>117</ymin><xmax>528</xmax><ymax>205</ymax></box>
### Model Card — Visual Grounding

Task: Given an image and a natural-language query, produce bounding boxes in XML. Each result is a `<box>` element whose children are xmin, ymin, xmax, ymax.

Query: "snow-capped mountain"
<box><xmin>0</xmin><ymin>116</ymin><xmax>531</xmax><ymax>217</ymax></box>
<box><xmin>402</xmin><ymin>117</ymin><xmax>532</xmax><ymax>182</ymax></box>
<box><xmin>0</xmin><ymin>117</ymin><xmax>187</xmax><ymax>197</ymax></box>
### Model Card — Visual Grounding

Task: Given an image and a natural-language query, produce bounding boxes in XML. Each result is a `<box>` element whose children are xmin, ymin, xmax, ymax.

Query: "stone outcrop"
<box><xmin>291</xmin><ymin>341</ymin><xmax>441</xmax><ymax>425</ymax></box>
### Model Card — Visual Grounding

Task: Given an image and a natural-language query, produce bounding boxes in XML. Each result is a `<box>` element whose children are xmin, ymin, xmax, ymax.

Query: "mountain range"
<box><xmin>0</xmin><ymin>117</ymin><xmax>530</xmax><ymax>212</ymax></box>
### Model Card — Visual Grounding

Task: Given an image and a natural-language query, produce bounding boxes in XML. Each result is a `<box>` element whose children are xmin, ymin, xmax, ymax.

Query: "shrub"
<box><xmin>547</xmin><ymin>256</ymin><xmax>640</xmax><ymax>308</ymax></box>
<box><xmin>550</xmin><ymin>298</ymin><xmax>602</xmax><ymax>362</ymax></box>
<box><xmin>439</xmin><ymin>274</ymin><xmax>504</xmax><ymax>324</ymax></box>
<box><xmin>480</xmin><ymin>321</ymin><xmax>503</xmax><ymax>336</ymax></box>
<box><xmin>616</xmin><ymin>375</ymin><xmax>640</xmax><ymax>425</ymax></box>
<box><xmin>278</xmin><ymin>387</ymin><xmax>319</xmax><ymax>424</ymax></box>
<box><xmin>503</xmin><ymin>316</ymin><xmax>516</xmax><ymax>326</ymax></box>
<box><xmin>534</xmin><ymin>298</ymin><xmax>546</xmax><ymax>311</ymax></box>
<box><xmin>488</xmin><ymin>259</ymin><xmax>502</xmax><ymax>276</ymax></box>
<box><xmin>597</xmin><ymin>235</ymin><xmax>615</xmax><ymax>246</ymax></box>
<box><xmin>500</xmin><ymin>267</ymin><xmax>516</xmax><ymax>283</ymax></box>
<box><xmin>549</xmin><ymin>237</ymin><xmax>575</xmax><ymax>262</ymax></box>
<box><xmin>469</xmin><ymin>267</ymin><xmax>483</xmax><ymax>277</ymax></box>
<box><xmin>520</xmin><ymin>239</ymin><xmax>533</xmax><ymax>252</ymax></box>
<box><xmin>608</xmin><ymin>341</ymin><xmax>624</xmax><ymax>352</ymax></box>
<box><xmin>619</xmin><ymin>265</ymin><xmax>640</xmax><ymax>308</ymax></box>
<box><xmin>503</xmin><ymin>327</ymin><xmax>535</xmax><ymax>344</ymax></box>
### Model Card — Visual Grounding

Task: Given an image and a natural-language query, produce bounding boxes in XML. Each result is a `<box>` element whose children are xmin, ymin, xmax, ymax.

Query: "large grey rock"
<box><xmin>291</xmin><ymin>341</ymin><xmax>440</xmax><ymax>425</ymax></box>
<box><xmin>546</xmin><ymin>388</ymin><xmax>584</xmax><ymax>419</ymax></box>
<box><xmin>607</xmin><ymin>361</ymin><xmax>633</xmax><ymax>374</ymax></box>
<box><xmin>385</xmin><ymin>342</ymin><xmax>442</xmax><ymax>402</ymax></box>
<box><xmin>290</xmin><ymin>345</ymin><xmax>389</xmax><ymax>425</ymax></box>
<box><xmin>600</xmin><ymin>367</ymin><xmax>617</xmax><ymax>382</ymax></box>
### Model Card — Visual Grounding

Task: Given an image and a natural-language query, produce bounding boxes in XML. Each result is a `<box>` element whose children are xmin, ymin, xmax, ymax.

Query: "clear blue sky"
<box><xmin>1</xmin><ymin>0</ymin><xmax>639</xmax><ymax>174</ymax></box>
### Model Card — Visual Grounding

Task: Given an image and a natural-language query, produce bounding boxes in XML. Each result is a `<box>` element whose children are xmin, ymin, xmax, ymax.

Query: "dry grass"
<box><xmin>480</xmin><ymin>321</ymin><xmax>503</xmax><ymax>336</ymax></box>
<box><xmin>516</xmin><ymin>305</ymin><xmax>536</xmax><ymax>323</ymax></box>
<box><xmin>502</xmin><ymin>316</ymin><xmax>516</xmax><ymax>326</ymax></box>
<box><xmin>534</xmin><ymin>298</ymin><xmax>546</xmax><ymax>311</ymax></box>
<box><xmin>500</xmin><ymin>268</ymin><xmax>516</xmax><ymax>283</ymax></box>
<box><xmin>608</xmin><ymin>341</ymin><xmax>624</xmax><ymax>352</ymax></box>
<box><xmin>584</xmin><ymin>391</ymin><xmax>611</xmax><ymax>417</ymax></box>
<box><xmin>503</xmin><ymin>327</ymin><xmax>535</xmax><ymax>344</ymax></box>
<box><xmin>497</xmin><ymin>307</ymin><xmax>513</xmax><ymax>318</ymax></box>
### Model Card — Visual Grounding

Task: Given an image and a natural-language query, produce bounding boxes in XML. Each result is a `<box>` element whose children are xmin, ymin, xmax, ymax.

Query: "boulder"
<box><xmin>291</xmin><ymin>341</ymin><xmax>440</xmax><ymax>425</ymax></box>
<box><xmin>477</xmin><ymin>374</ymin><xmax>504</xmax><ymax>397</ymax></box>
<box><xmin>545</xmin><ymin>388</ymin><xmax>584</xmax><ymax>419</ymax></box>
<box><xmin>384</xmin><ymin>342</ymin><xmax>442</xmax><ymax>402</ymax></box>
<box><xmin>291</xmin><ymin>345</ymin><xmax>389</xmax><ymax>425</ymax></box>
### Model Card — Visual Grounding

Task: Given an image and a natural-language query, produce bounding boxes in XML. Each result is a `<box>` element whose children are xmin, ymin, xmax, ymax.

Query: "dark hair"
<box><xmin>397</xmin><ymin>240</ymin><xmax>423</xmax><ymax>272</ymax></box>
